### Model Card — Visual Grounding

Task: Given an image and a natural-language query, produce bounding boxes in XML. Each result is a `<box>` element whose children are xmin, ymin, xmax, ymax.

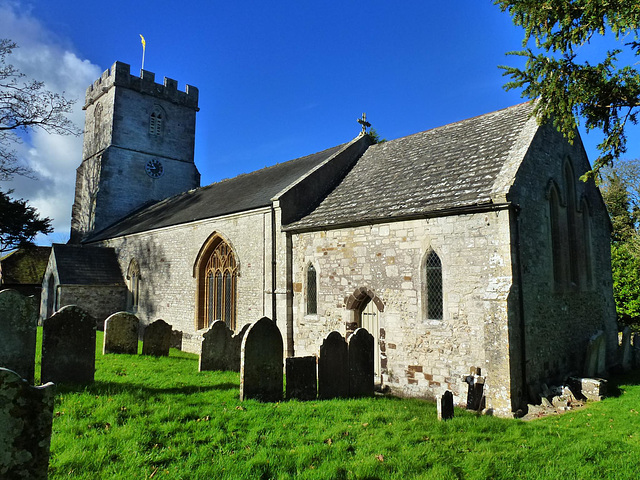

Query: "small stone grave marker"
<box><xmin>348</xmin><ymin>328</ymin><xmax>374</xmax><ymax>398</ymax></box>
<box><xmin>103</xmin><ymin>311</ymin><xmax>139</xmax><ymax>355</ymax></box>
<box><xmin>142</xmin><ymin>319</ymin><xmax>172</xmax><ymax>356</ymax></box>
<box><xmin>0</xmin><ymin>368</ymin><xmax>55</xmax><ymax>480</ymax></box>
<box><xmin>0</xmin><ymin>289</ymin><xmax>38</xmax><ymax>383</ymax></box>
<box><xmin>199</xmin><ymin>320</ymin><xmax>232</xmax><ymax>371</ymax></box>
<box><xmin>437</xmin><ymin>390</ymin><xmax>454</xmax><ymax>421</ymax></box>
<box><xmin>240</xmin><ymin>317</ymin><xmax>283</xmax><ymax>402</ymax></box>
<box><xmin>318</xmin><ymin>331</ymin><xmax>349</xmax><ymax>400</ymax></box>
<box><xmin>285</xmin><ymin>356</ymin><xmax>317</xmax><ymax>401</ymax></box>
<box><xmin>41</xmin><ymin>305</ymin><xmax>96</xmax><ymax>384</ymax></box>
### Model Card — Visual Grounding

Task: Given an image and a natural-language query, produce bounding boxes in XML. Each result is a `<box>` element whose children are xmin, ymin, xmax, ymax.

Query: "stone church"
<box><xmin>40</xmin><ymin>61</ymin><xmax>617</xmax><ymax>416</ymax></box>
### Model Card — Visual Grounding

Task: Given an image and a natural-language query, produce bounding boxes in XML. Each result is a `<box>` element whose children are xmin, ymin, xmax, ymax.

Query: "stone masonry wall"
<box><xmin>98</xmin><ymin>207</ymin><xmax>274</xmax><ymax>354</ymax></box>
<box><xmin>291</xmin><ymin>211</ymin><xmax>517</xmax><ymax>415</ymax></box>
<box><xmin>57</xmin><ymin>285</ymin><xmax>127</xmax><ymax>328</ymax></box>
<box><xmin>509</xmin><ymin>124</ymin><xmax>617</xmax><ymax>392</ymax></box>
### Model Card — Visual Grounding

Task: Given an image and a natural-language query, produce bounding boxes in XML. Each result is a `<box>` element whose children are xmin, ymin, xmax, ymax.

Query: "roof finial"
<box><xmin>357</xmin><ymin>112</ymin><xmax>371</xmax><ymax>136</ymax></box>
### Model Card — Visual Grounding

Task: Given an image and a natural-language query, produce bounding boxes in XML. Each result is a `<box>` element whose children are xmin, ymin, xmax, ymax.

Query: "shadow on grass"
<box><xmin>602</xmin><ymin>368</ymin><xmax>640</xmax><ymax>398</ymax></box>
<box><xmin>54</xmin><ymin>380</ymin><xmax>239</xmax><ymax>396</ymax></box>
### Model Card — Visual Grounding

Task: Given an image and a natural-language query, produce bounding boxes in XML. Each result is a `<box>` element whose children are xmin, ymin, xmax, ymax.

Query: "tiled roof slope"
<box><xmin>286</xmin><ymin>102</ymin><xmax>536</xmax><ymax>230</ymax></box>
<box><xmin>88</xmin><ymin>143</ymin><xmax>347</xmax><ymax>242</ymax></box>
<box><xmin>53</xmin><ymin>244</ymin><xmax>124</xmax><ymax>285</ymax></box>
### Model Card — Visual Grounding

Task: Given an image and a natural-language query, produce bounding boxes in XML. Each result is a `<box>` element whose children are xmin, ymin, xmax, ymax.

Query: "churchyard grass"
<box><xmin>37</xmin><ymin>328</ymin><xmax>640</xmax><ymax>479</ymax></box>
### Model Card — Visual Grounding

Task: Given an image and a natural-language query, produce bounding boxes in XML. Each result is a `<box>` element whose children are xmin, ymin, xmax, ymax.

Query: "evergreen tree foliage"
<box><xmin>0</xmin><ymin>190</ymin><xmax>52</xmax><ymax>253</ymax></box>
<box><xmin>496</xmin><ymin>1</ymin><xmax>640</xmax><ymax>178</ymax></box>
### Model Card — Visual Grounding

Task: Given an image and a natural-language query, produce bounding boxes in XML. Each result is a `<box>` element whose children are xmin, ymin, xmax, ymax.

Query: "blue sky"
<box><xmin>1</xmin><ymin>0</ymin><xmax>638</xmax><ymax>242</ymax></box>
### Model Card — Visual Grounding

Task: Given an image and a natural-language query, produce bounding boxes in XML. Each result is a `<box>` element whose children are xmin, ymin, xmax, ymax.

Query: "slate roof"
<box><xmin>52</xmin><ymin>244</ymin><xmax>124</xmax><ymax>285</ymax></box>
<box><xmin>88</xmin><ymin>143</ymin><xmax>347</xmax><ymax>242</ymax></box>
<box><xmin>286</xmin><ymin>102</ymin><xmax>536</xmax><ymax>231</ymax></box>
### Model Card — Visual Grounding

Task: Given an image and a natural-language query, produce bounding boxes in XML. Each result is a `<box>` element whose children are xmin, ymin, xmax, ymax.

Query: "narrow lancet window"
<box><xmin>307</xmin><ymin>264</ymin><xmax>317</xmax><ymax>315</ymax></box>
<box><xmin>425</xmin><ymin>251</ymin><xmax>443</xmax><ymax>320</ymax></box>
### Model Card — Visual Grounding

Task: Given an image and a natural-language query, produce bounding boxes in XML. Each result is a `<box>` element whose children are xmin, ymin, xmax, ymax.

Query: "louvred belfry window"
<box><xmin>203</xmin><ymin>241</ymin><xmax>237</xmax><ymax>330</ymax></box>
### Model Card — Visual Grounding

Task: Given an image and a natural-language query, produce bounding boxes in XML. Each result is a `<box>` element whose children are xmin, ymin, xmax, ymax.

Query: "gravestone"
<box><xmin>103</xmin><ymin>312</ymin><xmax>139</xmax><ymax>355</ymax></box>
<box><xmin>41</xmin><ymin>305</ymin><xmax>96</xmax><ymax>384</ymax></box>
<box><xmin>583</xmin><ymin>330</ymin><xmax>605</xmax><ymax>377</ymax></box>
<box><xmin>199</xmin><ymin>320</ymin><xmax>232</xmax><ymax>371</ymax></box>
<box><xmin>0</xmin><ymin>368</ymin><xmax>55</xmax><ymax>480</ymax></box>
<box><xmin>240</xmin><ymin>317</ymin><xmax>283</xmax><ymax>402</ymax></box>
<box><xmin>437</xmin><ymin>390</ymin><xmax>454</xmax><ymax>421</ymax></box>
<box><xmin>348</xmin><ymin>328</ymin><xmax>374</xmax><ymax>398</ymax></box>
<box><xmin>0</xmin><ymin>290</ymin><xmax>38</xmax><ymax>383</ymax></box>
<box><xmin>229</xmin><ymin>324</ymin><xmax>251</xmax><ymax>372</ymax></box>
<box><xmin>285</xmin><ymin>356</ymin><xmax>317</xmax><ymax>401</ymax></box>
<box><xmin>171</xmin><ymin>330</ymin><xmax>183</xmax><ymax>350</ymax></box>
<box><xmin>318</xmin><ymin>331</ymin><xmax>349</xmax><ymax>399</ymax></box>
<box><xmin>464</xmin><ymin>367</ymin><xmax>485</xmax><ymax>410</ymax></box>
<box><xmin>633</xmin><ymin>333</ymin><xmax>640</xmax><ymax>369</ymax></box>
<box><xmin>142</xmin><ymin>319</ymin><xmax>172</xmax><ymax>356</ymax></box>
<box><xmin>621</xmin><ymin>326</ymin><xmax>633</xmax><ymax>371</ymax></box>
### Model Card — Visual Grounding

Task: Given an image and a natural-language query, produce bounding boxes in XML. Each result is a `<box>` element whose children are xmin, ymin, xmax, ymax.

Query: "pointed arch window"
<box><xmin>127</xmin><ymin>259</ymin><xmax>141</xmax><ymax>311</ymax></box>
<box><xmin>425</xmin><ymin>251</ymin><xmax>443</xmax><ymax>320</ymax></box>
<box><xmin>196</xmin><ymin>237</ymin><xmax>237</xmax><ymax>330</ymax></box>
<box><xmin>307</xmin><ymin>263</ymin><xmax>317</xmax><ymax>315</ymax></box>
<box><xmin>149</xmin><ymin>105</ymin><xmax>165</xmax><ymax>137</ymax></box>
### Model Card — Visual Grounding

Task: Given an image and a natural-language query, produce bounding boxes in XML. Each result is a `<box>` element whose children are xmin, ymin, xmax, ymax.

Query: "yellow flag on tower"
<box><xmin>140</xmin><ymin>34</ymin><xmax>146</xmax><ymax>49</ymax></box>
<box><xmin>140</xmin><ymin>34</ymin><xmax>146</xmax><ymax>71</ymax></box>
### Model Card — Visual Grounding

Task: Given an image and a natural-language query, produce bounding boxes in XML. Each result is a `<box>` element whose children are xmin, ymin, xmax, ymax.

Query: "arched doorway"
<box><xmin>345</xmin><ymin>287</ymin><xmax>384</xmax><ymax>378</ymax></box>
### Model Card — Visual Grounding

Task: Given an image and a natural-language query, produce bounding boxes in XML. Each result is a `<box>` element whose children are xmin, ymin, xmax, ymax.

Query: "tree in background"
<box><xmin>600</xmin><ymin>159</ymin><xmax>640</xmax><ymax>327</ymax></box>
<box><xmin>496</xmin><ymin>1</ymin><xmax>640</xmax><ymax>178</ymax></box>
<box><xmin>0</xmin><ymin>190</ymin><xmax>52</xmax><ymax>253</ymax></box>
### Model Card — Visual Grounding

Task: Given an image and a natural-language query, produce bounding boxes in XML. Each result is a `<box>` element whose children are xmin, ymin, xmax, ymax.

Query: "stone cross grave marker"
<box><xmin>142</xmin><ymin>319</ymin><xmax>172</xmax><ymax>356</ymax></box>
<box><xmin>199</xmin><ymin>320</ymin><xmax>232</xmax><ymax>371</ymax></box>
<box><xmin>437</xmin><ymin>390</ymin><xmax>454</xmax><ymax>421</ymax></box>
<box><xmin>318</xmin><ymin>331</ymin><xmax>349</xmax><ymax>400</ymax></box>
<box><xmin>0</xmin><ymin>289</ymin><xmax>38</xmax><ymax>383</ymax></box>
<box><xmin>41</xmin><ymin>305</ymin><xmax>96</xmax><ymax>384</ymax></box>
<box><xmin>285</xmin><ymin>356</ymin><xmax>317</xmax><ymax>401</ymax></box>
<box><xmin>103</xmin><ymin>311</ymin><xmax>139</xmax><ymax>355</ymax></box>
<box><xmin>240</xmin><ymin>317</ymin><xmax>283</xmax><ymax>402</ymax></box>
<box><xmin>348</xmin><ymin>328</ymin><xmax>374</xmax><ymax>398</ymax></box>
<box><xmin>0</xmin><ymin>367</ymin><xmax>55</xmax><ymax>480</ymax></box>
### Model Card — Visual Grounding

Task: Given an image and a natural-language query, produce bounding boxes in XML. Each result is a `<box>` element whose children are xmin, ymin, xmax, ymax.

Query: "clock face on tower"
<box><xmin>145</xmin><ymin>159</ymin><xmax>164</xmax><ymax>179</ymax></box>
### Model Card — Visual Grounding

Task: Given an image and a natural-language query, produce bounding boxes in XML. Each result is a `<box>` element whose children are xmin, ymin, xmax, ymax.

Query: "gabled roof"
<box><xmin>0</xmin><ymin>246</ymin><xmax>51</xmax><ymax>285</ymax></box>
<box><xmin>87</xmin><ymin>143</ymin><xmax>348</xmax><ymax>242</ymax></box>
<box><xmin>285</xmin><ymin>102</ymin><xmax>538</xmax><ymax>231</ymax></box>
<box><xmin>52</xmin><ymin>244</ymin><xmax>124</xmax><ymax>285</ymax></box>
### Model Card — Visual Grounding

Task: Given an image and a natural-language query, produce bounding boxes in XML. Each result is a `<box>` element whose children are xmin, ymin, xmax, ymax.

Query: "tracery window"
<box><xmin>127</xmin><ymin>259</ymin><xmax>140</xmax><ymax>311</ymax></box>
<box><xmin>149</xmin><ymin>105</ymin><xmax>164</xmax><ymax>137</ymax></box>
<box><xmin>425</xmin><ymin>250</ymin><xmax>443</xmax><ymax>320</ymax></box>
<box><xmin>200</xmin><ymin>239</ymin><xmax>237</xmax><ymax>330</ymax></box>
<box><xmin>306</xmin><ymin>263</ymin><xmax>317</xmax><ymax>315</ymax></box>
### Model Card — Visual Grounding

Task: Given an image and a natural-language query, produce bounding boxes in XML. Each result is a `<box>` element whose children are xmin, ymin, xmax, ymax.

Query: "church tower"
<box><xmin>70</xmin><ymin>62</ymin><xmax>200</xmax><ymax>242</ymax></box>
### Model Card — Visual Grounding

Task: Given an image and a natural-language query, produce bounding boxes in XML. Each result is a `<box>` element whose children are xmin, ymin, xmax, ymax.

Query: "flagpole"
<box><xmin>140</xmin><ymin>34</ymin><xmax>146</xmax><ymax>71</ymax></box>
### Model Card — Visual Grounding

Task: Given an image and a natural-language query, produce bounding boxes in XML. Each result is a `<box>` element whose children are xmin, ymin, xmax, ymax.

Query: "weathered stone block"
<box><xmin>0</xmin><ymin>368</ymin><xmax>55</xmax><ymax>480</ymax></box>
<box><xmin>41</xmin><ymin>305</ymin><xmax>96</xmax><ymax>384</ymax></box>
<box><xmin>240</xmin><ymin>317</ymin><xmax>283</xmax><ymax>402</ymax></box>
<box><xmin>103</xmin><ymin>311</ymin><xmax>139</xmax><ymax>355</ymax></box>
<box><xmin>0</xmin><ymin>290</ymin><xmax>38</xmax><ymax>383</ymax></box>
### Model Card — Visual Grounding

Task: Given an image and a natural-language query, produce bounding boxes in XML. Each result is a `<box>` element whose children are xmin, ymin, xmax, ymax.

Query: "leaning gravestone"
<box><xmin>0</xmin><ymin>368</ymin><xmax>55</xmax><ymax>480</ymax></box>
<box><xmin>0</xmin><ymin>290</ymin><xmax>38</xmax><ymax>383</ymax></box>
<box><xmin>240</xmin><ymin>317</ymin><xmax>283</xmax><ymax>402</ymax></box>
<box><xmin>41</xmin><ymin>305</ymin><xmax>96</xmax><ymax>384</ymax></box>
<box><xmin>437</xmin><ymin>390</ymin><xmax>454</xmax><ymax>421</ymax></box>
<box><xmin>199</xmin><ymin>320</ymin><xmax>232</xmax><ymax>371</ymax></box>
<box><xmin>103</xmin><ymin>312</ymin><xmax>139</xmax><ymax>355</ymax></box>
<box><xmin>318</xmin><ymin>331</ymin><xmax>349</xmax><ymax>399</ymax></box>
<box><xmin>285</xmin><ymin>356</ymin><xmax>317</xmax><ymax>401</ymax></box>
<box><xmin>142</xmin><ymin>319</ymin><xmax>172</xmax><ymax>356</ymax></box>
<box><xmin>348</xmin><ymin>328</ymin><xmax>374</xmax><ymax>398</ymax></box>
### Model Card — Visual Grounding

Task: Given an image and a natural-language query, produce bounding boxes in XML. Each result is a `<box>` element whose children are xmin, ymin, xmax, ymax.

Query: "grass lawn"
<box><xmin>37</xmin><ymin>330</ymin><xmax>640</xmax><ymax>479</ymax></box>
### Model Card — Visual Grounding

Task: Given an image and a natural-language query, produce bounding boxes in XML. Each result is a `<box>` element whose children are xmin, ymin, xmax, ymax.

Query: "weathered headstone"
<box><xmin>228</xmin><ymin>324</ymin><xmax>251</xmax><ymax>372</ymax></box>
<box><xmin>621</xmin><ymin>326</ymin><xmax>633</xmax><ymax>371</ymax></box>
<box><xmin>464</xmin><ymin>367</ymin><xmax>485</xmax><ymax>410</ymax></box>
<box><xmin>285</xmin><ymin>356</ymin><xmax>317</xmax><ymax>401</ymax></box>
<box><xmin>240</xmin><ymin>317</ymin><xmax>283</xmax><ymax>402</ymax></box>
<box><xmin>437</xmin><ymin>390</ymin><xmax>454</xmax><ymax>420</ymax></box>
<box><xmin>199</xmin><ymin>320</ymin><xmax>232</xmax><ymax>371</ymax></box>
<box><xmin>0</xmin><ymin>290</ymin><xmax>38</xmax><ymax>383</ymax></box>
<box><xmin>41</xmin><ymin>305</ymin><xmax>96</xmax><ymax>384</ymax></box>
<box><xmin>583</xmin><ymin>330</ymin><xmax>605</xmax><ymax>377</ymax></box>
<box><xmin>102</xmin><ymin>312</ymin><xmax>139</xmax><ymax>355</ymax></box>
<box><xmin>171</xmin><ymin>329</ymin><xmax>183</xmax><ymax>350</ymax></box>
<box><xmin>318</xmin><ymin>331</ymin><xmax>349</xmax><ymax>399</ymax></box>
<box><xmin>348</xmin><ymin>328</ymin><xmax>374</xmax><ymax>398</ymax></box>
<box><xmin>0</xmin><ymin>368</ymin><xmax>55</xmax><ymax>480</ymax></box>
<box><xmin>141</xmin><ymin>319</ymin><xmax>172</xmax><ymax>356</ymax></box>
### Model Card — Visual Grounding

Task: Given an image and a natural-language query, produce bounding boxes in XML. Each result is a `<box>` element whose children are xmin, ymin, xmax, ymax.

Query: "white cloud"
<box><xmin>0</xmin><ymin>1</ymin><xmax>101</xmax><ymax>244</ymax></box>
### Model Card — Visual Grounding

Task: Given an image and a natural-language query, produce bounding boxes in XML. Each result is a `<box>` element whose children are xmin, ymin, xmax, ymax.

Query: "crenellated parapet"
<box><xmin>83</xmin><ymin>61</ymin><xmax>199</xmax><ymax>110</ymax></box>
